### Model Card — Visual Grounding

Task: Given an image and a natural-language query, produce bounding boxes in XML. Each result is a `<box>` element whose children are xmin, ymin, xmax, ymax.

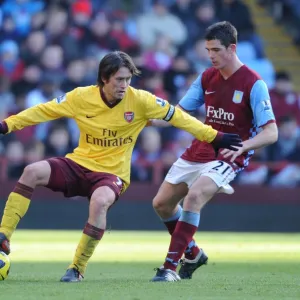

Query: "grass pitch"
<box><xmin>1</xmin><ymin>230</ymin><xmax>300</xmax><ymax>300</ymax></box>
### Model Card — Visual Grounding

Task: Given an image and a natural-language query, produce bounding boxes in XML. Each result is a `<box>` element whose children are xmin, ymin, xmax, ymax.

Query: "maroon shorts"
<box><xmin>45</xmin><ymin>157</ymin><xmax>123</xmax><ymax>200</ymax></box>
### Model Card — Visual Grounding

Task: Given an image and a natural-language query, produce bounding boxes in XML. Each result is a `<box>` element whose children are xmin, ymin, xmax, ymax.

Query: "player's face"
<box><xmin>103</xmin><ymin>67</ymin><xmax>132</xmax><ymax>101</ymax></box>
<box><xmin>205</xmin><ymin>39</ymin><xmax>236</xmax><ymax>70</ymax></box>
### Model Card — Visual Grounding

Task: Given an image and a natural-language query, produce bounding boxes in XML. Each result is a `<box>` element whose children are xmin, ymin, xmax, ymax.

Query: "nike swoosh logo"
<box><xmin>205</xmin><ymin>91</ymin><xmax>215</xmax><ymax>94</ymax></box>
<box><xmin>86</xmin><ymin>115</ymin><xmax>96</xmax><ymax>118</ymax></box>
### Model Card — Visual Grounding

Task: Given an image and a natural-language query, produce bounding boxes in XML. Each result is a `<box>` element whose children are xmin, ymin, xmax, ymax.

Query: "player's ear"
<box><xmin>229</xmin><ymin>44</ymin><xmax>237</xmax><ymax>53</ymax></box>
<box><xmin>101</xmin><ymin>76</ymin><xmax>108</xmax><ymax>84</ymax></box>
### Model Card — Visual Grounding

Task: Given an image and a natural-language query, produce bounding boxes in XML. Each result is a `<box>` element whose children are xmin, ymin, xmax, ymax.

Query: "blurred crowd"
<box><xmin>0</xmin><ymin>0</ymin><xmax>299</xmax><ymax>187</ymax></box>
<box><xmin>259</xmin><ymin>0</ymin><xmax>300</xmax><ymax>45</ymax></box>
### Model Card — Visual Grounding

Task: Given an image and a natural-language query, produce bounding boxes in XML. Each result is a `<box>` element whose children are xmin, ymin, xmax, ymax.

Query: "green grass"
<box><xmin>1</xmin><ymin>230</ymin><xmax>300</xmax><ymax>300</ymax></box>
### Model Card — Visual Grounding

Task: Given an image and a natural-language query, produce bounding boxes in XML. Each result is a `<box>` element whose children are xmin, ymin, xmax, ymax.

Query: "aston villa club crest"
<box><xmin>124</xmin><ymin>112</ymin><xmax>134</xmax><ymax>123</ymax></box>
<box><xmin>232</xmin><ymin>90</ymin><xmax>244</xmax><ymax>103</ymax></box>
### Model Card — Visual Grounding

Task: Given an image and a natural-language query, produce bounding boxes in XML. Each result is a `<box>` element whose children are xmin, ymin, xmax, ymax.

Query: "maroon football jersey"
<box><xmin>180</xmin><ymin>65</ymin><xmax>275</xmax><ymax>169</ymax></box>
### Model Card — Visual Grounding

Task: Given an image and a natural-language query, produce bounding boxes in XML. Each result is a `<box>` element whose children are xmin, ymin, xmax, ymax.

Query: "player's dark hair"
<box><xmin>97</xmin><ymin>51</ymin><xmax>141</xmax><ymax>87</ymax></box>
<box><xmin>205</xmin><ymin>21</ymin><xmax>238</xmax><ymax>48</ymax></box>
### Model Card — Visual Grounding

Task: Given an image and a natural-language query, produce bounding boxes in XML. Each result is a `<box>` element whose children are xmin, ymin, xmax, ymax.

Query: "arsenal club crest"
<box><xmin>124</xmin><ymin>111</ymin><xmax>134</xmax><ymax>123</ymax></box>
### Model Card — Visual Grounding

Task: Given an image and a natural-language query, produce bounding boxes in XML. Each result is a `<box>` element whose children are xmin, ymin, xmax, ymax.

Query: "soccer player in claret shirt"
<box><xmin>150</xmin><ymin>21</ymin><xmax>278</xmax><ymax>282</ymax></box>
<box><xmin>0</xmin><ymin>51</ymin><xmax>242</xmax><ymax>282</ymax></box>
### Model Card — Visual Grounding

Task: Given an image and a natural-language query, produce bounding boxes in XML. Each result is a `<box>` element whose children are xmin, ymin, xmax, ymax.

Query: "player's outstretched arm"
<box><xmin>148</xmin><ymin>105</ymin><xmax>191</xmax><ymax>127</ymax></box>
<box><xmin>143</xmin><ymin>92</ymin><xmax>242</xmax><ymax>151</ymax></box>
<box><xmin>168</xmin><ymin>106</ymin><xmax>242</xmax><ymax>148</ymax></box>
<box><xmin>0</xmin><ymin>93</ymin><xmax>75</xmax><ymax>135</ymax></box>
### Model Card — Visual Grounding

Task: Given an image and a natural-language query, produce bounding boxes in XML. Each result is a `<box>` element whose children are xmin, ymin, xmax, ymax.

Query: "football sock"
<box><xmin>69</xmin><ymin>223</ymin><xmax>104</xmax><ymax>274</ymax></box>
<box><xmin>163</xmin><ymin>211</ymin><xmax>200</xmax><ymax>271</ymax></box>
<box><xmin>184</xmin><ymin>239</ymin><xmax>200</xmax><ymax>260</ymax></box>
<box><xmin>162</xmin><ymin>206</ymin><xmax>200</xmax><ymax>260</ymax></box>
<box><xmin>0</xmin><ymin>182</ymin><xmax>33</xmax><ymax>240</ymax></box>
<box><xmin>162</xmin><ymin>205</ymin><xmax>182</xmax><ymax>234</ymax></box>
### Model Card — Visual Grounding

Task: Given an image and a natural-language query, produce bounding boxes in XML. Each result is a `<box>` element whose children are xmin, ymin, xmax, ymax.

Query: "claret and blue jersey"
<box><xmin>179</xmin><ymin>65</ymin><xmax>276</xmax><ymax>169</ymax></box>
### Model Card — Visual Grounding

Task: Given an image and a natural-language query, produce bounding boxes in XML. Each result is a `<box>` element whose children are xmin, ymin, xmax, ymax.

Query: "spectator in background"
<box><xmin>267</xmin><ymin>115</ymin><xmax>300</xmax><ymax>162</ymax></box>
<box><xmin>21</xmin><ymin>31</ymin><xmax>46</xmax><ymax>66</ymax></box>
<box><xmin>25</xmin><ymin>73</ymin><xmax>62</xmax><ymax>109</ymax></box>
<box><xmin>170</xmin><ymin>0</ymin><xmax>197</xmax><ymax>49</ymax></box>
<box><xmin>88</xmin><ymin>12</ymin><xmax>119</xmax><ymax>51</ymax></box>
<box><xmin>267</xmin><ymin>115</ymin><xmax>300</xmax><ymax>187</ymax></box>
<box><xmin>67</xmin><ymin>1</ymin><xmax>93</xmax><ymax>60</ymax></box>
<box><xmin>142</xmin><ymin>34</ymin><xmax>175</xmax><ymax>72</ymax></box>
<box><xmin>215</xmin><ymin>0</ymin><xmax>265</xmax><ymax>58</ymax></box>
<box><xmin>161</xmin><ymin>130</ymin><xmax>194</xmax><ymax>166</ymax></box>
<box><xmin>30</xmin><ymin>10</ymin><xmax>47</xmax><ymax>32</ymax></box>
<box><xmin>40</xmin><ymin>45</ymin><xmax>65</xmax><ymax>83</ymax></box>
<box><xmin>142</xmin><ymin>71</ymin><xmax>169</xmax><ymax>100</ymax></box>
<box><xmin>24</xmin><ymin>140</ymin><xmax>45</xmax><ymax>165</ymax></box>
<box><xmin>61</xmin><ymin>60</ymin><xmax>87</xmax><ymax>93</ymax></box>
<box><xmin>136</xmin><ymin>0</ymin><xmax>187</xmax><ymax>50</ymax></box>
<box><xmin>189</xmin><ymin>1</ymin><xmax>219</xmax><ymax>47</ymax></box>
<box><xmin>270</xmin><ymin>71</ymin><xmax>300</xmax><ymax>126</ymax></box>
<box><xmin>187</xmin><ymin>38</ymin><xmax>212</xmax><ymax>73</ymax></box>
<box><xmin>0</xmin><ymin>77</ymin><xmax>15</xmax><ymax>120</ymax></box>
<box><xmin>1</xmin><ymin>0</ymin><xmax>45</xmax><ymax>38</ymax></box>
<box><xmin>11</xmin><ymin>65</ymin><xmax>42</xmax><ymax>96</ymax></box>
<box><xmin>132</xmin><ymin>127</ymin><xmax>162</xmax><ymax>181</ymax></box>
<box><xmin>44</xmin><ymin>124</ymin><xmax>73</xmax><ymax>157</ymax></box>
<box><xmin>0</xmin><ymin>15</ymin><xmax>22</xmax><ymax>43</ymax></box>
<box><xmin>5</xmin><ymin>140</ymin><xmax>26</xmax><ymax>179</ymax></box>
<box><xmin>0</xmin><ymin>40</ymin><xmax>24</xmax><ymax>82</ymax></box>
<box><xmin>163</xmin><ymin>56</ymin><xmax>194</xmax><ymax>102</ymax></box>
<box><xmin>82</xmin><ymin>46</ymin><xmax>103</xmax><ymax>85</ymax></box>
<box><xmin>170</xmin><ymin>0</ymin><xmax>196</xmax><ymax>25</ymax></box>
<box><xmin>110</xmin><ymin>12</ymin><xmax>138</xmax><ymax>52</ymax></box>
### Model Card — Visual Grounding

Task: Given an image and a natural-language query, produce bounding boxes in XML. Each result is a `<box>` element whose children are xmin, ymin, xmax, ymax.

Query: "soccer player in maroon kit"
<box><xmin>151</xmin><ymin>21</ymin><xmax>278</xmax><ymax>282</ymax></box>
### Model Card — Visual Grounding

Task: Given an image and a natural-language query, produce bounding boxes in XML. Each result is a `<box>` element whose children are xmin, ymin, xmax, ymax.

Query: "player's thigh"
<box><xmin>20</xmin><ymin>160</ymin><xmax>51</xmax><ymax>186</ymax></box>
<box><xmin>184</xmin><ymin>160</ymin><xmax>236</xmax><ymax>212</ymax></box>
<box><xmin>45</xmin><ymin>157</ymin><xmax>86</xmax><ymax>197</ymax></box>
<box><xmin>201</xmin><ymin>160</ymin><xmax>236</xmax><ymax>190</ymax></box>
<box><xmin>153</xmin><ymin>180</ymin><xmax>188</xmax><ymax>210</ymax></box>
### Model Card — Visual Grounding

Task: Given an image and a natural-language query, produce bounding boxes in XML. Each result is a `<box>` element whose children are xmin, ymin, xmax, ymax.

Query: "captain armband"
<box><xmin>163</xmin><ymin>105</ymin><xmax>175</xmax><ymax>122</ymax></box>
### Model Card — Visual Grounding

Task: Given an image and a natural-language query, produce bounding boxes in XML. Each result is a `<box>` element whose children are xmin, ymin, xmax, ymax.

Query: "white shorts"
<box><xmin>165</xmin><ymin>158</ymin><xmax>236</xmax><ymax>188</ymax></box>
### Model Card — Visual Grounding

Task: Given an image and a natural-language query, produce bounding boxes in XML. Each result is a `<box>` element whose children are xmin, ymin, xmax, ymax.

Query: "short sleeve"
<box><xmin>178</xmin><ymin>74</ymin><xmax>204</xmax><ymax>112</ymax></box>
<box><xmin>250</xmin><ymin>80</ymin><xmax>276</xmax><ymax>127</ymax></box>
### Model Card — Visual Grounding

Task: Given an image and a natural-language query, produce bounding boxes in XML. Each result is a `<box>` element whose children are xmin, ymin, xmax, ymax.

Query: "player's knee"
<box><xmin>152</xmin><ymin>196</ymin><xmax>170</xmax><ymax>215</ymax></box>
<box><xmin>22</xmin><ymin>164</ymin><xmax>40</xmax><ymax>185</ymax></box>
<box><xmin>21</xmin><ymin>162</ymin><xmax>50</xmax><ymax>186</ymax></box>
<box><xmin>91</xmin><ymin>196</ymin><xmax>112</xmax><ymax>213</ymax></box>
<box><xmin>185</xmin><ymin>190</ymin><xmax>201</xmax><ymax>203</ymax></box>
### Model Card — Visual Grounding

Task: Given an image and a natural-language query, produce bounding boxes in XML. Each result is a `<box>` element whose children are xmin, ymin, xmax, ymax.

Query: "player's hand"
<box><xmin>221</xmin><ymin>144</ymin><xmax>245</xmax><ymax>162</ymax></box>
<box><xmin>0</xmin><ymin>122</ymin><xmax>4</xmax><ymax>135</ymax></box>
<box><xmin>211</xmin><ymin>132</ymin><xmax>242</xmax><ymax>153</ymax></box>
<box><xmin>0</xmin><ymin>122</ymin><xmax>8</xmax><ymax>135</ymax></box>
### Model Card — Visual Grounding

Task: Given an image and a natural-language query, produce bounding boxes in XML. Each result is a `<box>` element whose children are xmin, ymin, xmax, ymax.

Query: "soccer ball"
<box><xmin>0</xmin><ymin>251</ymin><xmax>10</xmax><ymax>280</ymax></box>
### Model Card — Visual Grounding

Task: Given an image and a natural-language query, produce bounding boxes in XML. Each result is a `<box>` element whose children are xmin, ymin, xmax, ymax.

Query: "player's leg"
<box><xmin>177</xmin><ymin>162</ymin><xmax>236</xmax><ymax>279</ymax></box>
<box><xmin>175</xmin><ymin>176</ymin><xmax>218</xmax><ymax>279</ymax></box>
<box><xmin>61</xmin><ymin>174</ymin><xmax>122</xmax><ymax>282</ymax></box>
<box><xmin>152</xmin><ymin>180</ymin><xmax>201</xmax><ymax>260</ymax></box>
<box><xmin>152</xmin><ymin>160</ymin><xmax>235</xmax><ymax>281</ymax></box>
<box><xmin>0</xmin><ymin>161</ymin><xmax>51</xmax><ymax>254</ymax></box>
<box><xmin>153</xmin><ymin>180</ymin><xmax>187</xmax><ymax>229</ymax></box>
<box><xmin>151</xmin><ymin>175</ymin><xmax>217</xmax><ymax>282</ymax></box>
